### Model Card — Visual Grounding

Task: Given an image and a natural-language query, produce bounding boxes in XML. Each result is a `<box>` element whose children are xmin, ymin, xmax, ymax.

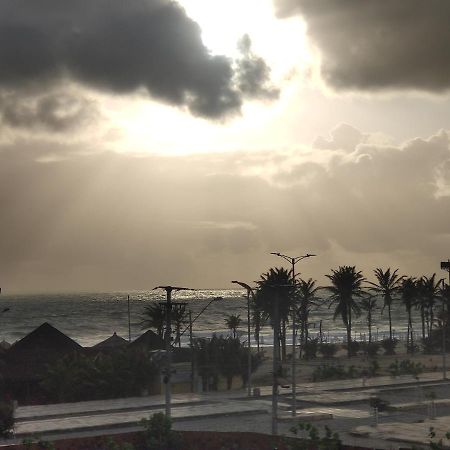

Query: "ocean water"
<box><xmin>0</xmin><ymin>290</ymin><xmax>419</xmax><ymax>347</ymax></box>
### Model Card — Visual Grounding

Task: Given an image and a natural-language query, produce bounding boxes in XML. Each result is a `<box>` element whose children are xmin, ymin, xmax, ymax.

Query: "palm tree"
<box><xmin>250</xmin><ymin>297</ymin><xmax>265</xmax><ymax>353</ymax></box>
<box><xmin>295</xmin><ymin>278</ymin><xmax>320</xmax><ymax>356</ymax></box>
<box><xmin>368</xmin><ymin>268</ymin><xmax>403</xmax><ymax>342</ymax></box>
<box><xmin>141</xmin><ymin>303</ymin><xmax>165</xmax><ymax>338</ymax></box>
<box><xmin>256</xmin><ymin>267</ymin><xmax>294</xmax><ymax>360</ymax></box>
<box><xmin>172</xmin><ymin>305</ymin><xmax>188</xmax><ymax>347</ymax></box>
<box><xmin>360</xmin><ymin>295</ymin><xmax>377</xmax><ymax>344</ymax></box>
<box><xmin>325</xmin><ymin>266</ymin><xmax>366</xmax><ymax>357</ymax></box>
<box><xmin>401</xmin><ymin>277</ymin><xmax>418</xmax><ymax>353</ymax></box>
<box><xmin>419</xmin><ymin>274</ymin><xmax>443</xmax><ymax>338</ymax></box>
<box><xmin>225</xmin><ymin>314</ymin><xmax>241</xmax><ymax>339</ymax></box>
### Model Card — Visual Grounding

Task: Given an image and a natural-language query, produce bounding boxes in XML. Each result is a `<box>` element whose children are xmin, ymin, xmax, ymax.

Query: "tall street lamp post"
<box><xmin>440</xmin><ymin>260</ymin><xmax>450</xmax><ymax>380</ymax></box>
<box><xmin>270</xmin><ymin>252</ymin><xmax>316</xmax><ymax>417</ymax></box>
<box><xmin>258</xmin><ymin>281</ymin><xmax>291</xmax><ymax>435</ymax></box>
<box><xmin>154</xmin><ymin>285</ymin><xmax>193</xmax><ymax>417</ymax></box>
<box><xmin>231</xmin><ymin>281</ymin><xmax>256</xmax><ymax>397</ymax></box>
<box><xmin>127</xmin><ymin>295</ymin><xmax>131</xmax><ymax>342</ymax></box>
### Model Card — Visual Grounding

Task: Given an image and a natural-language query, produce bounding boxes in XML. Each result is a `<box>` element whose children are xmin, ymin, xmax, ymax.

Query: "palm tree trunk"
<box><xmin>299</xmin><ymin>322</ymin><xmax>304</xmax><ymax>359</ymax></box>
<box><xmin>256</xmin><ymin>326</ymin><xmax>260</xmax><ymax>353</ymax></box>
<box><xmin>368</xmin><ymin>309</ymin><xmax>372</xmax><ymax>344</ymax></box>
<box><xmin>406</xmin><ymin>307</ymin><xmax>410</xmax><ymax>352</ymax></box>
<box><xmin>347</xmin><ymin>308</ymin><xmax>352</xmax><ymax>357</ymax></box>
<box><xmin>305</xmin><ymin>320</ymin><xmax>309</xmax><ymax>349</ymax></box>
<box><xmin>429</xmin><ymin>307</ymin><xmax>434</xmax><ymax>336</ymax></box>
<box><xmin>388</xmin><ymin>303</ymin><xmax>393</xmax><ymax>341</ymax></box>
<box><xmin>304</xmin><ymin>310</ymin><xmax>309</xmax><ymax>348</ymax></box>
<box><xmin>409</xmin><ymin>312</ymin><xmax>414</xmax><ymax>353</ymax></box>
<box><xmin>281</xmin><ymin>319</ymin><xmax>287</xmax><ymax>360</ymax></box>
<box><xmin>421</xmin><ymin>307</ymin><xmax>426</xmax><ymax>341</ymax></box>
<box><xmin>346</xmin><ymin>325</ymin><xmax>352</xmax><ymax>357</ymax></box>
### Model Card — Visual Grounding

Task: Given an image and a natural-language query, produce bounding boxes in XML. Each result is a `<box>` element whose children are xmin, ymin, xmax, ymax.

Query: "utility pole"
<box><xmin>127</xmin><ymin>295</ymin><xmax>131</xmax><ymax>342</ymax></box>
<box><xmin>440</xmin><ymin>260</ymin><xmax>450</xmax><ymax>380</ymax></box>
<box><xmin>189</xmin><ymin>310</ymin><xmax>195</xmax><ymax>392</ymax></box>
<box><xmin>272</xmin><ymin>294</ymin><xmax>280</xmax><ymax>435</ymax></box>
<box><xmin>232</xmin><ymin>281</ymin><xmax>256</xmax><ymax>397</ymax></box>
<box><xmin>270</xmin><ymin>252</ymin><xmax>316</xmax><ymax>417</ymax></box>
<box><xmin>154</xmin><ymin>285</ymin><xmax>192</xmax><ymax>417</ymax></box>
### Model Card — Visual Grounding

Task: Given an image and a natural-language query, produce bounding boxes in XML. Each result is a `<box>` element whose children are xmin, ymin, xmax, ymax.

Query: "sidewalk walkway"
<box><xmin>352</xmin><ymin>416</ymin><xmax>450</xmax><ymax>447</ymax></box>
<box><xmin>9</xmin><ymin>372</ymin><xmax>450</xmax><ymax>441</ymax></box>
<box><xmin>14</xmin><ymin>401</ymin><xmax>269</xmax><ymax>437</ymax></box>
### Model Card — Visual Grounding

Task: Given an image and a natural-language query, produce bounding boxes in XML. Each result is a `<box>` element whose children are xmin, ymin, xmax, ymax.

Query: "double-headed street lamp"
<box><xmin>270</xmin><ymin>252</ymin><xmax>316</xmax><ymax>417</ymax></box>
<box><xmin>154</xmin><ymin>285</ymin><xmax>194</xmax><ymax>417</ymax></box>
<box><xmin>231</xmin><ymin>281</ymin><xmax>256</xmax><ymax>398</ymax></box>
<box><xmin>440</xmin><ymin>260</ymin><xmax>450</xmax><ymax>380</ymax></box>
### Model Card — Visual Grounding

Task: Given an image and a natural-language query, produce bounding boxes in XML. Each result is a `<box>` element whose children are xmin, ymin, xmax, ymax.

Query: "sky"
<box><xmin>2</xmin><ymin>0</ymin><xmax>450</xmax><ymax>293</ymax></box>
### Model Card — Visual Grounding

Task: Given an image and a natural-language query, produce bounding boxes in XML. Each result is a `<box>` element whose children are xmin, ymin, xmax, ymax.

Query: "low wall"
<box><xmin>1</xmin><ymin>430</ymin><xmax>382</xmax><ymax>450</ymax></box>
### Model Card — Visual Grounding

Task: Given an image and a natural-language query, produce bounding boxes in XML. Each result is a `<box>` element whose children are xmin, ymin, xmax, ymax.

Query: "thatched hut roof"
<box><xmin>4</xmin><ymin>322</ymin><xmax>83</xmax><ymax>381</ymax></box>
<box><xmin>8</xmin><ymin>322</ymin><xmax>82</xmax><ymax>357</ymax></box>
<box><xmin>129</xmin><ymin>330</ymin><xmax>165</xmax><ymax>350</ymax></box>
<box><xmin>93</xmin><ymin>332</ymin><xmax>129</xmax><ymax>350</ymax></box>
<box><xmin>0</xmin><ymin>340</ymin><xmax>11</xmax><ymax>350</ymax></box>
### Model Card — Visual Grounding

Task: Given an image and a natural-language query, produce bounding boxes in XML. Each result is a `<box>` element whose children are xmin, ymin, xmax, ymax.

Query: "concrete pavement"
<box><xmin>4</xmin><ymin>371</ymin><xmax>450</xmax><ymax>449</ymax></box>
<box><xmin>352</xmin><ymin>416</ymin><xmax>450</xmax><ymax>447</ymax></box>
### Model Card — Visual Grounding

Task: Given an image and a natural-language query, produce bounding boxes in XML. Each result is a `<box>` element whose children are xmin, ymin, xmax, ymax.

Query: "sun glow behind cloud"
<box><xmin>100</xmin><ymin>0</ymin><xmax>311</xmax><ymax>156</ymax></box>
<box><xmin>179</xmin><ymin>0</ymin><xmax>310</xmax><ymax>79</ymax></box>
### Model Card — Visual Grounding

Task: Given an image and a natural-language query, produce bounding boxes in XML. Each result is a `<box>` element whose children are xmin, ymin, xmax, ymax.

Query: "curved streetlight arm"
<box><xmin>153</xmin><ymin>286</ymin><xmax>196</xmax><ymax>293</ymax></box>
<box><xmin>231</xmin><ymin>281</ymin><xmax>256</xmax><ymax>300</ymax></box>
<box><xmin>270</xmin><ymin>252</ymin><xmax>316</xmax><ymax>265</ymax></box>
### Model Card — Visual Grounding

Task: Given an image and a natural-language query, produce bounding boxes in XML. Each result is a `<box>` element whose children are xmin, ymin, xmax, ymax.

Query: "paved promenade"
<box><xmin>353</xmin><ymin>416</ymin><xmax>450</xmax><ymax>447</ymax></box>
<box><xmin>14</xmin><ymin>401</ymin><xmax>269</xmax><ymax>436</ymax></box>
<box><xmin>2</xmin><ymin>371</ymin><xmax>449</xmax><ymax>449</ymax></box>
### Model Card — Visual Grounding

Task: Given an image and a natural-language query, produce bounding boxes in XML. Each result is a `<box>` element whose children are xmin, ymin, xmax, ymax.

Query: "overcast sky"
<box><xmin>2</xmin><ymin>0</ymin><xmax>450</xmax><ymax>293</ymax></box>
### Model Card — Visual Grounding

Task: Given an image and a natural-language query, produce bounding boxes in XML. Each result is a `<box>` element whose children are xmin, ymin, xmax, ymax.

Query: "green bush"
<box><xmin>319</xmin><ymin>343</ymin><xmax>338</xmax><ymax>358</ymax></box>
<box><xmin>345</xmin><ymin>340</ymin><xmax>360</xmax><ymax>357</ymax></box>
<box><xmin>287</xmin><ymin>422</ymin><xmax>341</xmax><ymax>450</ymax></box>
<box><xmin>104</xmin><ymin>437</ymin><xmax>135</xmax><ymax>450</ymax></box>
<box><xmin>41</xmin><ymin>349</ymin><xmax>159</xmax><ymax>402</ymax></box>
<box><xmin>428</xmin><ymin>427</ymin><xmax>450</xmax><ymax>450</ymax></box>
<box><xmin>0</xmin><ymin>401</ymin><xmax>14</xmax><ymax>438</ymax></box>
<box><xmin>368</xmin><ymin>359</ymin><xmax>380</xmax><ymax>376</ymax></box>
<box><xmin>361</xmin><ymin>341</ymin><xmax>380</xmax><ymax>357</ymax></box>
<box><xmin>303</xmin><ymin>338</ymin><xmax>318</xmax><ymax>359</ymax></box>
<box><xmin>381</xmin><ymin>338</ymin><xmax>398</xmax><ymax>355</ymax></box>
<box><xmin>422</xmin><ymin>336</ymin><xmax>442</xmax><ymax>355</ymax></box>
<box><xmin>312</xmin><ymin>361</ymin><xmax>379</xmax><ymax>382</ymax></box>
<box><xmin>388</xmin><ymin>359</ymin><xmax>424</xmax><ymax>378</ymax></box>
<box><xmin>141</xmin><ymin>412</ymin><xmax>182</xmax><ymax>450</ymax></box>
<box><xmin>407</xmin><ymin>342</ymin><xmax>419</xmax><ymax>354</ymax></box>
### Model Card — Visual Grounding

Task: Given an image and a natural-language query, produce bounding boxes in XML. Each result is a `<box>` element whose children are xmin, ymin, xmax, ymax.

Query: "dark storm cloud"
<box><xmin>0</xmin><ymin>91</ymin><xmax>97</xmax><ymax>132</ymax></box>
<box><xmin>274</xmin><ymin>0</ymin><xmax>450</xmax><ymax>92</ymax></box>
<box><xmin>0</xmin><ymin>0</ymin><xmax>277</xmax><ymax>120</ymax></box>
<box><xmin>235</xmin><ymin>35</ymin><xmax>279</xmax><ymax>100</ymax></box>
